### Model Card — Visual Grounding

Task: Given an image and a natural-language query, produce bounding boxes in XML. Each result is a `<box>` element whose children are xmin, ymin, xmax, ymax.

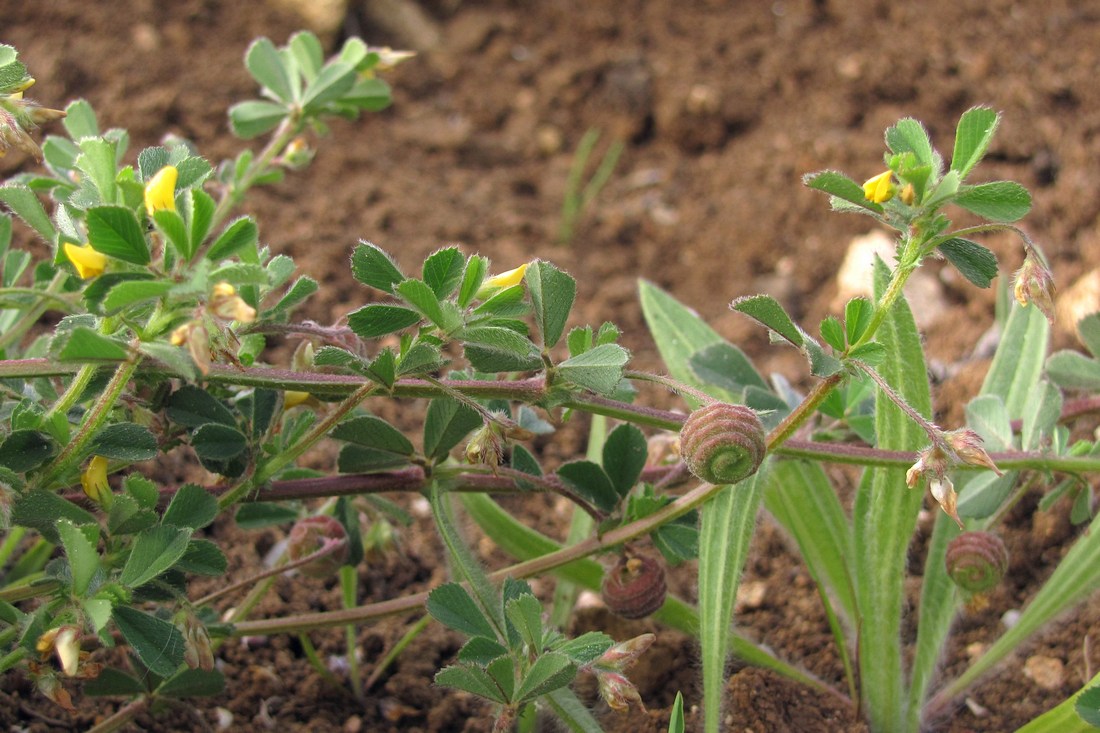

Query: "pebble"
<box><xmin>735</xmin><ymin>580</ymin><xmax>767</xmax><ymax>611</ymax></box>
<box><xmin>1056</xmin><ymin>268</ymin><xmax>1100</xmax><ymax>338</ymax></box>
<box><xmin>832</xmin><ymin>231</ymin><xmax>946</xmax><ymax>328</ymax></box>
<box><xmin>1023</xmin><ymin>654</ymin><xmax>1065</xmax><ymax>690</ymax></box>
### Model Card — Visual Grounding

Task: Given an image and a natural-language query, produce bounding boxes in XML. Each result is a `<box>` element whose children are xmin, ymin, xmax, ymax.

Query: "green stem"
<box><xmin>0</xmin><ymin>286</ymin><xmax>74</xmax><ymax>309</ymax></box>
<box><xmin>0</xmin><ymin>526</ymin><xmax>25</xmax><ymax>568</ymax></box>
<box><xmin>339</xmin><ymin>564</ymin><xmax>363</xmax><ymax>700</ymax></box>
<box><xmin>298</xmin><ymin>632</ymin><xmax>347</xmax><ymax>692</ymax></box>
<box><xmin>210</xmin><ymin>116</ymin><xmax>300</xmax><ymax>232</ymax></box>
<box><xmin>33</xmin><ymin>349</ymin><xmax>141</xmax><ymax>492</ymax></box>
<box><xmin>0</xmin><ymin>646</ymin><xmax>27</xmax><ymax>674</ymax></box>
<box><xmin>42</xmin><ymin>362</ymin><xmax>97</xmax><ymax>426</ymax></box>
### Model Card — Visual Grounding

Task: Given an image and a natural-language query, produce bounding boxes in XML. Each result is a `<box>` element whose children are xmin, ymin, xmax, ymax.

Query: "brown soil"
<box><xmin>3</xmin><ymin>0</ymin><xmax>1100</xmax><ymax>731</ymax></box>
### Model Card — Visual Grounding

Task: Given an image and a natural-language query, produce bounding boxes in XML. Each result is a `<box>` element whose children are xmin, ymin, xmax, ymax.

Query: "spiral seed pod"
<box><xmin>287</xmin><ymin>515</ymin><xmax>349</xmax><ymax>579</ymax></box>
<box><xmin>945</xmin><ymin>531</ymin><xmax>1009</xmax><ymax>594</ymax></box>
<box><xmin>679</xmin><ymin>402</ymin><xmax>766</xmax><ymax>485</ymax></box>
<box><xmin>601</xmin><ymin>554</ymin><xmax>667</xmax><ymax>620</ymax></box>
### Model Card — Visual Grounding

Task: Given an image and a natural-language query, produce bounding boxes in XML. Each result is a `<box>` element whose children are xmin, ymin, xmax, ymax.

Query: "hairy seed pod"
<box><xmin>945</xmin><ymin>531</ymin><xmax>1009</xmax><ymax>594</ymax></box>
<box><xmin>287</xmin><ymin>515</ymin><xmax>349</xmax><ymax>579</ymax></box>
<box><xmin>601</xmin><ymin>554</ymin><xmax>667</xmax><ymax>620</ymax></box>
<box><xmin>679</xmin><ymin>402</ymin><xmax>766</xmax><ymax>484</ymax></box>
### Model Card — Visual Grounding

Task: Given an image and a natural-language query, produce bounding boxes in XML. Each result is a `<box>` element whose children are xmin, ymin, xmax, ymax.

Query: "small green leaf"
<box><xmin>77</xmin><ymin>138</ymin><xmax>120</xmax><ymax>204</ymax></box>
<box><xmin>527</xmin><ymin>261</ymin><xmax>576</xmax><ymax>348</ymax></box>
<box><xmin>427</xmin><ymin>582</ymin><xmax>497</xmax><ymax>639</ymax></box>
<box><xmin>938</xmin><ymin>237</ymin><xmax>999</xmax><ymax>288</ymax></box>
<box><xmin>57</xmin><ymin>326</ymin><xmax>129</xmax><ymax>362</ymax></box>
<box><xmin>191</xmin><ymin>424</ymin><xmax>248</xmax><ymax>461</ymax></box>
<box><xmin>351</xmin><ymin>241</ymin><xmax>405</xmax><ymax>293</ymax></box>
<box><xmin>270</xmin><ymin>276</ymin><xmax>318</xmax><ymax>316</ymax></box>
<box><xmin>603</xmin><ymin>424</ymin><xmax>647</xmax><ymax>498</ymax></box>
<box><xmin>556</xmin><ymin>343</ymin><xmax>629</xmax><ymax>396</ymax></box>
<box><xmin>153</xmin><ymin>210</ymin><xmax>188</xmax><ymax>260</ymax></box>
<box><xmin>557</xmin><ymin>460</ymin><xmax>619</xmax><ymax>512</ymax></box>
<box><xmin>0</xmin><ymin>430</ymin><xmax>57</xmax><ymax>473</ymax></box>
<box><xmin>245</xmin><ymin>37</ymin><xmax>294</xmax><ymax>102</ymax></box>
<box><xmin>174</xmin><ymin>539</ymin><xmax>227</xmax><ymax>576</ymax></box>
<box><xmin>337</xmin><ymin>445</ymin><xmax>410</xmax><ymax>473</ymax></box>
<box><xmin>505</xmin><ymin>593</ymin><xmax>544</xmax><ymax>651</ymax></box>
<box><xmin>332</xmin><ymin>415</ymin><xmax>415</xmax><ymax>454</ymax></box>
<box><xmin>163</xmin><ymin>484</ymin><xmax>218</xmax><ymax>530</ymax></box>
<box><xmin>457</xmin><ymin>255</ymin><xmax>488</xmax><ymax>307</ymax></box>
<box><xmin>125</xmin><ymin>475</ymin><xmax>159</xmax><ymax>509</ymax></box>
<box><xmin>301</xmin><ymin>61</ymin><xmax>357</xmax><ymax>111</ymax></box>
<box><xmin>554</xmin><ymin>632</ymin><xmax>613</xmax><ymax>666</ymax></box>
<box><xmin>57</xmin><ymin>519</ymin><xmax>99</xmax><ymax>596</ymax></box>
<box><xmin>951</xmin><ymin>107</ymin><xmax>1000</xmax><ymax>180</ymax></box>
<box><xmin>12</xmin><ymin>490</ymin><xmax>96</xmax><ymax>543</ymax></box>
<box><xmin>235</xmin><ymin>502</ymin><xmax>299</xmax><ymax>529</ymax></box>
<box><xmin>1047</xmin><ymin>351</ymin><xmax>1100</xmax><ymax>392</ymax></box>
<box><xmin>515</xmin><ymin>651</ymin><xmax>575</xmax><ymax>702</ymax></box>
<box><xmin>1075</xmin><ymin>684</ymin><xmax>1100</xmax><ymax>726</ymax></box>
<box><xmin>458</xmin><ymin>637</ymin><xmax>509</xmax><ymax>666</ymax></box>
<box><xmin>0</xmin><ymin>184</ymin><xmax>57</xmax><ymax>242</ymax></box>
<box><xmin>187</xmin><ymin>189</ymin><xmax>216</xmax><ymax>256</ymax></box>
<box><xmin>731</xmin><ymin>294</ymin><xmax>804</xmax><ymax>346</ymax></box>
<box><xmin>228</xmin><ymin>100</ymin><xmax>287</xmax><ymax>139</ymax></box>
<box><xmin>347</xmin><ymin>303</ymin><xmax>421</xmax><ymax>340</ymax></box>
<box><xmin>422</xmin><ymin>246</ymin><xmax>465</xmax><ymax>298</ymax></box>
<box><xmin>167</xmin><ymin>386</ymin><xmax>237</xmax><ymax>427</ymax></box>
<box><xmin>120</xmin><ymin>524</ymin><xmax>192</xmax><ymax>588</ymax></box>
<box><xmin>460</xmin><ymin>326</ymin><xmax>542</xmax><ymax>373</ymax></box>
<box><xmin>688</xmin><ymin>341</ymin><xmax>768</xmax><ymax>396</ymax></box>
<box><xmin>112</xmin><ymin>606</ymin><xmax>185</xmax><ymax>677</ymax></box>
<box><xmin>885</xmin><ymin>118</ymin><xmax>934</xmax><ymax>168</ymax></box>
<box><xmin>802</xmin><ymin>170</ymin><xmax>882</xmax><ymax>214</ymax></box>
<box><xmin>288</xmin><ymin>30</ymin><xmax>324</xmax><ymax>80</ymax></box>
<box><xmin>844</xmin><ymin>297</ymin><xmax>874</xmax><ymax>345</ymax></box>
<box><xmin>84</xmin><ymin>669</ymin><xmax>146</xmax><ymax>697</ymax></box>
<box><xmin>396</xmin><ymin>278</ymin><xmax>446</xmax><ymax>326</ymax></box>
<box><xmin>206</xmin><ymin>216</ymin><xmax>258</xmax><ymax>261</ymax></box>
<box><xmin>85</xmin><ymin>205</ymin><xmax>150</xmax><ymax>265</ymax></box>
<box><xmin>953</xmin><ymin>181</ymin><xmax>1031</xmax><ymax>222</ymax></box>
<box><xmin>424</xmin><ymin>398</ymin><xmax>482</xmax><ymax>462</ymax></box>
<box><xmin>435</xmin><ymin>665</ymin><xmax>509</xmax><ymax>704</ymax></box>
<box><xmin>156</xmin><ymin>668</ymin><xmax>226</xmax><ymax>698</ymax></box>
<box><xmin>1078</xmin><ymin>314</ymin><xmax>1100</xmax><ymax>359</ymax></box>
<box><xmin>819</xmin><ymin>315</ymin><xmax>845</xmax><ymax>351</ymax></box>
<box><xmin>92</xmin><ymin>422</ymin><xmax>157</xmax><ymax>461</ymax></box>
<box><xmin>63</xmin><ymin>98</ymin><xmax>100</xmax><ymax>139</ymax></box>
<box><xmin>669</xmin><ymin>692</ymin><xmax>686</xmax><ymax>733</ymax></box>
<box><xmin>102</xmin><ymin>280</ymin><xmax>173</xmax><ymax>313</ymax></box>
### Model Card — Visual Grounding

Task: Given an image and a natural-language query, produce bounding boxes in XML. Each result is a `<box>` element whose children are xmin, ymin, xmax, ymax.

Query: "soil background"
<box><xmin>3</xmin><ymin>1</ymin><xmax>1100</xmax><ymax>731</ymax></box>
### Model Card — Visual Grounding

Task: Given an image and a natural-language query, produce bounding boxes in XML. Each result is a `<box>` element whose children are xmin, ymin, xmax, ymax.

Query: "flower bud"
<box><xmin>63</xmin><ymin>242</ymin><xmax>108</xmax><ymax>279</ymax></box>
<box><xmin>945</xmin><ymin>531</ymin><xmax>1008</xmax><ymax>594</ymax></box>
<box><xmin>597</xmin><ymin>670</ymin><xmax>644</xmax><ymax>712</ymax></box>
<box><xmin>679</xmin><ymin>402</ymin><xmax>766</xmax><ymax>485</ymax></box>
<box><xmin>862</xmin><ymin>171</ymin><xmax>895</xmax><ymax>204</ymax></box>
<box><xmin>176</xmin><ymin>613</ymin><xmax>215</xmax><ymax>671</ymax></box>
<box><xmin>170</xmin><ymin>321</ymin><xmax>211</xmax><ymax>375</ymax></box>
<box><xmin>601</xmin><ymin>554</ymin><xmax>667</xmax><ymax>620</ymax></box>
<box><xmin>144</xmin><ymin>165</ymin><xmax>178</xmax><ymax>216</ymax></box>
<box><xmin>930</xmin><ymin>477</ymin><xmax>963</xmax><ymax>529</ymax></box>
<box><xmin>945</xmin><ymin>429</ymin><xmax>1002</xmax><ymax>476</ymax></box>
<box><xmin>591</xmin><ymin>633</ymin><xmax>655</xmax><ymax>672</ymax></box>
<box><xmin>80</xmin><ymin>455</ymin><xmax>113</xmax><ymax>509</ymax></box>
<box><xmin>475</xmin><ymin>263</ymin><xmax>528</xmax><ymax>299</ymax></box>
<box><xmin>37</xmin><ymin>625</ymin><xmax>81</xmax><ymax>677</ymax></box>
<box><xmin>1013</xmin><ymin>254</ymin><xmax>1056</xmax><ymax>323</ymax></box>
<box><xmin>287</xmin><ymin>515</ymin><xmax>350</xmax><ymax>579</ymax></box>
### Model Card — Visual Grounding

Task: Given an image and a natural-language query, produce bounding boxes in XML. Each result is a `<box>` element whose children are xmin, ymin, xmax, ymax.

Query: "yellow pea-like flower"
<box><xmin>484</xmin><ymin>263</ymin><xmax>528</xmax><ymax>289</ymax></box>
<box><xmin>80</xmin><ymin>455</ymin><xmax>112</xmax><ymax>508</ymax></box>
<box><xmin>63</xmin><ymin>242</ymin><xmax>108</xmax><ymax>279</ymax></box>
<box><xmin>283</xmin><ymin>390</ymin><xmax>311</xmax><ymax>409</ymax></box>
<box><xmin>862</xmin><ymin>171</ymin><xmax>895</xmax><ymax>204</ymax></box>
<box><xmin>144</xmin><ymin>165</ymin><xmax>178</xmax><ymax>216</ymax></box>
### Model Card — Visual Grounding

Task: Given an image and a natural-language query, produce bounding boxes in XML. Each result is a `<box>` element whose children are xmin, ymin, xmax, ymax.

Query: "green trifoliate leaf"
<box><xmin>332</xmin><ymin>415</ymin><xmax>415</xmax><ymax>455</ymax></box>
<box><xmin>112</xmin><ymin>606</ymin><xmax>186</xmax><ymax>677</ymax></box>
<box><xmin>505</xmin><ymin>593</ymin><xmax>545</xmax><ymax>652</ymax></box>
<box><xmin>1078</xmin><ymin>313</ymin><xmax>1100</xmax><ymax>359</ymax></box>
<box><xmin>84</xmin><ymin>669</ymin><xmax>145</xmax><ymax>697</ymax></box>
<box><xmin>351</xmin><ymin>240</ymin><xmax>405</xmax><ymax>293</ymax></box>
<box><xmin>435</xmin><ymin>665</ymin><xmax>509</xmax><ymax>704</ymax></box>
<box><xmin>245</xmin><ymin>37</ymin><xmax>295</xmax><ymax>103</ymax></box>
<box><xmin>844</xmin><ymin>297</ymin><xmax>874</xmax><ymax>345</ymax></box>
<box><xmin>0</xmin><ymin>184</ymin><xmax>57</xmax><ymax>242</ymax></box>
<box><xmin>527</xmin><ymin>261</ymin><xmax>576</xmax><ymax>348</ymax></box>
<box><xmin>885</xmin><ymin>118</ymin><xmax>934</xmax><ymax>169</ymax></box>
<box><xmin>153</xmin><ymin>210</ymin><xmax>188</xmax><ymax>260</ymax></box>
<box><xmin>12</xmin><ymin>490</ymin><xmax>96</xmax><ymax>543</ymax></box>
<box><xmin>0</xmin><ymin>430</ymin><xmax>57</xmax><ymax>473</ymax></box>
<box><xmin>270</xmin><ymin>275</ymin><xmax>318</xmax><ymax>316</ymax></box>
<box><xmin>553</xmin><ymin>632</ymin><xmax>614</xmax><ymax>667</ymax></box>
<box><xmin>166</xmin><ymin>385</ymin><xmax>236</xmax><ymax>428</ymax></box>
<box><xmin>1075</xmin><ymin>684</ymin><xmax>1100</xmax><ymax>726</ymax></box>
<box><xmin>190</xmin><ymin>423</ymin><xmax>247</xmax><ymax>461</ymax></box>
<box><xmin>174</xmin><ymin>539</ymin><xmax>227</xmax><ymax>576</ymax></box>
<box><xmin>228</xmin><ymin>100</ymin><xmax>287</xmax><ymax>139</ymax></box>
<box><xmin>1046</xmin><ymin>351</ymin><xmax>1100</xmax><ymax>392</ymax></box>
<box><xmin>458</xmin><ymin>637</ymin><xmax>509</xmax><ymax>666</ymax></box>
<box><xmin>300</xmin><ymin>61</ymin><xmax>357</xmax><ymax>112</ymax></box>
<box><xmin>819</xmin><ymin>315</ymin><xmax>845</xmax><ymax>352</ymax></box>
<box><xmin>77</xmin><ymin>138</ymin><xmax>120</xmax><ymax>204</ymax></box>
<box><xmin>688</xmin><ymin>341</ymin><xmax>769</xmax><ymax>395</ymax></box>
<box><xmin>515</xmin><ymin>651</ymin><xmax>576</xmax><ymax>702</ymax></box>
<box><xmin>156</xmin><ymin>669</ymin><xmax>226</xmax><ymax>698</ymax></box>
<box><xmin>162</xmin><ymin>484</ymin><xmax>219</xmax><ymax>530</ymax></box>
<box><xmin>57</xmin><ymin>326</ymin><xmax>129</xmax><ymax>362</ymax></box>
<box><xmin>424</xmin><ymin>397</ymin><xmax>482</xmax><ymax>462</ymax></box>
<box><xmin>460</xmin><ymin>326</ymin><xmax>542</xmax><ymax>373</ymax></box>
<box><xmin>938</xmin><ymin>237</ymin><xmax>999</xmax><ymax>288</ymax></box>
<box><xmin>950</xmin><ymin>107</ymin><xmax>1000</xmax><ymax>180</ymax></box>
<box><xmin>85</xmin><ymin>205</ymin><xmax>149</xmax><ymax>264</ymax></box>
<box><xmin>396</xmin><ymin>278</ymin><xmax>446</xmax><ymax>326</ymax></box>
<box><xmin>57</xmin><ymin>519</ymin><xmax>99</xmax><ymax>596</ymax></box>
<box><xmin>235</xmin><ymin>502</ymin><xmax>299</xmax><ymax>529</ymax></box>
<box><xmin>102</xmin><ymin>280</ymin><xmax>173</xmax><ymax>313</ymax></box>
<box><xmin>458</xmin><ymin>255</ymin><xmax>488</xmax><ymax>308</ymax></box>
<box><xmin>205</xmin><ymin>216</ymin><xmax>258</xmax><ymax>261</ymax></box>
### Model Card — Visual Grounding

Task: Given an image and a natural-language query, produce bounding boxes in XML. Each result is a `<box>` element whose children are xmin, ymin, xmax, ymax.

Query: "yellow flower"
<box><xmin>283</xmin><ymin>390</ymin><xmax>311</xmax><ymax>409</ymax></box>
<box><xmin>63</xmin><ymin>242</ymin><xmax>108</xmax><ymax>279</ymax></box>
<box><xmin>80</xmin><ymin>455</ymin><xmax>112</xmax><ymax>508</ymax></box>
<box><xmin>476</xmin><ymin>263</ymin><xmax>529</xmax><ymax>299</ymax></box>
<box><xmin>862</xmin><ymin>171</ymin><xmax>895</xmax><ymax>204</ymax></box>
<box><xmin>210</xmin><ymin>281</ymin><xmax>257</xmax><ymax>323</ymax></box>
<box><xmin>37</xmin><ymin>626</ymin><xmax>81</xmax><ymax>676</ymax></box>
<box><xmin>144</xmin><ymin>165</ymin><xmax>178</xmax><ymax>216</ymax></box>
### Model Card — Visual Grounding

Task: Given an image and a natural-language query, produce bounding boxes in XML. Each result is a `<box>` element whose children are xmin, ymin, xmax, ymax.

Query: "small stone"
<box><xmin>535</xmin><ymin>124</ymin><xmax>563</xmax><ymax>156</ymax></box>
<box><xmin>735</xmin><ymin>580</ymin><xmax>767</xmax><ymax>611</ymax></box>
<box><xmin>965</xmin><ymin>642</ymin><xmax>987</xmax><ymax>661</ymax></box>
<box><xmin>1002</xmin><ymin>609</ymin><xmax>1021</xmax><ymax>629</ymax></box>
<box><xmin>832</xmin><ymin>231</ymin><xmax>945</xmax><ymax>328</ymax></box>
<box><xmin>215</xmin><ymin>707</ymin><xmax>234</xmax><ymax>730</ymax></box>
<box><xmin>1024</xmin><ymin>654</ymin><xmax>1065</xmax><ymax>690</ymax></box>
<box><xmin>964</xmin><ymin>697</ymin><xmax>989</xmax><ymax>717</ymax></box>
<box><xmin>343</xmin><ymin>715</ymin><xmax>363</xmax><ymax>733</ymax></box>
<box><xmin>1056</xmin><ymin>268</ymin><xmax>1100</xmax><ymax>339</ymax></box>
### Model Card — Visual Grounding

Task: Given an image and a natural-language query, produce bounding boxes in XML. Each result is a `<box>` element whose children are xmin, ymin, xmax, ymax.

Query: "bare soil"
<box><xmin>3</xmin><ymin>0</ymin><xmax>1100</xmax><ymax>731</ymax></box>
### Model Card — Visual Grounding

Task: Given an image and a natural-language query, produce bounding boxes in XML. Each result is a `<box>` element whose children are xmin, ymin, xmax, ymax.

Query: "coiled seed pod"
<box><xmin>945</xmin><ymin>531</ymin><xmax>1009</xmax><ymax>594</ymax></box>
<box><xmin>601</xmin><ymin>554</ymin><xmax>667</xmax><ymax>620</ymax></box>
<box><xmin>679</xmin><ymin>402</ymin><xmax>766</xmax><ymax>484</ymax></box>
